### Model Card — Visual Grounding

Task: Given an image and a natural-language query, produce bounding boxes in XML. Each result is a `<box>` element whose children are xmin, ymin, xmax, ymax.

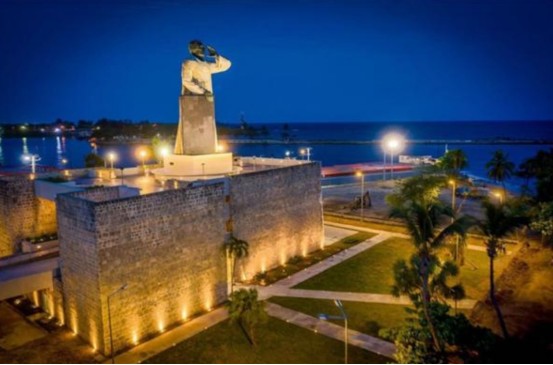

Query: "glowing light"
<box><xmin>381</xmin><ymin>133</ymin><xmax>405</xmax><ymax>153</ymax></box>
<box><xmin>448</xmin><ymin>179</ymin><xmax>455</xmax><ymax>185</ymax></box>
<box><xmin>285</xmin><ymin>150</ymin><xmax>290</xmax><ymax>158</ymax></box>
<box><xmin>216</xmin><ymin>144</ymin><xmax>226</xmax><ymax>152</ymax></box>
<box><xmin>355</xmin><ymin>170</ymin><xmax>363</xmax><ymax>177</ymax></box>
<box><xmin>159</xmin><ymin>146</ymin><xmax>170</xmax><ymax>158</ymax></box>
<box><xmin>132</xmin><ymin>332</ymin><xmax>139</xmax><ymax>345</ymax></box>
<box><xmin>181</xmin><ymin>308</ymin><xmax>188</xmax><ymax>321</ymax></box>
<box><xmin>158</xmin><ymin>321</ymin><xmax>165</xmax><ymax>333</ymax></box>
<box><xmin>107</xmin><ymin>152</ymin><xmax>116</xmax><ymax>162</ymax></box>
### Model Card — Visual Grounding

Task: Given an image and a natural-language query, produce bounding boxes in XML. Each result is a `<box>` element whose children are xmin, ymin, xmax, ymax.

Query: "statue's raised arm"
<box><xmin>181</xmin><ymin>40</ymin><xmax>231</xmax><ymax>95</ymax></box>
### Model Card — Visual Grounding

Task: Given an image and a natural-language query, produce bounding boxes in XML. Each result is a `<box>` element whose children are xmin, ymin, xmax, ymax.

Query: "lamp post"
<box><xmin>318</xmin><ymin>300</ymin><xmax>348</xmax><ymax>364</ymax></box>
<box><xmin>493</xmin><ymin>191</ymin><xmax>503</xmax><ymax>204</ymax></box>
<box><xmin>300</xmin><ymin>147</ymin><xmax>312</xmax><ymax>161</ymax></box>
<box><xmin>382</xmin><ymin>133</ymin><xmax>404</xmax><ymax>181</ymax></box>
<box><xmin>107</xmin><ymin>283</ymin><xmax>128</xmax><ymax>364</ymax></box>
<box><xmin>382</xmin><ymin>151</ymin><xmax>386</xmax><ymax>181</ymax></box>
<box><xmin>388</xmin><ymin>139</ymin><xmax>399</xmax><ymax>180</ymax></box>
<box><xmin>138</xmin><ymin>150</ymin><xmax>147</xmax><ymax>170</ymax></box>
<box><xmin>107</xmin><ymin>152</ymin><xmax>116</xmax><ymax>179</ymax></box>
<box><xmin>159</xmin><ymin>147</ymin><xmax>169</xmax><ymax>167</ymax></box>
<box><xmin>285</xmin><ymin>150</ymin><xmax>290</xmax><ymax>159</ymax></box>
<box><xmin>355</xmin><ymin>171</ymin><xmax>365</xmax><ymax>221</ymax></box>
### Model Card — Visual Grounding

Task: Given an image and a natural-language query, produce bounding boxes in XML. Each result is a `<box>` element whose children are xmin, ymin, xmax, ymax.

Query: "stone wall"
<box><xmin>230</xmin><ymin>162</ymin><xmax>324</xmax><ymax>279</ymax></box>
<box><xmin>0</xmin><ymin>177</ymin><xmax>39</xmax><ymax>256</ymax></box>
<box><xmin>56</xmin><ymin>192</ymin><xmax>104</xmax><ymax>349</ymax></box>
<box><xmin>57</xmin><ymin>162</ymin><xmax>323</xmax><ymax>355</ymax></box>
<box><xmin>36</xmin><ymin>198</ymin><xmax>57</xmax><ymax>235</ymax></box>
<box><xmin>58</xmin><ymin>184</ymin><xmax>228</xmax><ymax>354</ymax></box>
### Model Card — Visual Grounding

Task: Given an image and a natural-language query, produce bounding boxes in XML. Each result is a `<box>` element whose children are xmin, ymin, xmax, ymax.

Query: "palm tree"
<box><xmin>438</xmin><ymin>149</ymin><xmax>469</xmax><ymax>263</ymax></box>
<box><xmin>486</xmin><ymin>150</ymin><xmax>515</xmax><ymax>193</ymax></box>
<box><xmin>478</xmin><ymin>199</ymin><xmax>528</xmax><ymax>338</ymax></box>
<box><xmin>390</xmin><ymin>200</ymin><xmax>473</xmax><ymax>353</ymax></box>
<box><xmin>224</xmin><ymin>235</ymin><xmax>249</xmax><ymax>293</ymax></box>
<box><xmin>227</xmin><ymin>288</ymin><xmax>267</xmax><ymax>346</ymax></box>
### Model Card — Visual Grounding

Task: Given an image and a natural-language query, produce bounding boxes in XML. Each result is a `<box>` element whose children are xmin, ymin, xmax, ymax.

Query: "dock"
<box><xmin>321</xmin><ymin>163</ymin><xmax>413</xmax><ymax>177</ymax></box>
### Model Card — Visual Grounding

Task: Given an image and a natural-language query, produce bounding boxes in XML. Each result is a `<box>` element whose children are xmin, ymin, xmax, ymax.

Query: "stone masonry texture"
<box><xmin>0</xmin><ymin>176</ymin><xmax>57</xmax><ymax>257</ymax></box>
<box><xmin>56</xmin><ymin>163</ymin><xmax>323</xmax><ymax>355</ymax></box>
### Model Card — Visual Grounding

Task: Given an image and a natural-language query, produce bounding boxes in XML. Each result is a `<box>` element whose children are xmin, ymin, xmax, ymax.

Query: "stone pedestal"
<box><xmin>174</xmin><ymin>95</ymin><xmax>217</xmax><ymax>155</ymax></box>
<box><xmin>159</xmin><ymin>153</ymin><xmax>234</xmax><ymax>178</ymax></box>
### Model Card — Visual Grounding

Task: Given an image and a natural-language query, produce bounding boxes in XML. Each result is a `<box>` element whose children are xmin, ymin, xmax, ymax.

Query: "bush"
<box><xmin>84</xmin><ymin>153</ymin><xmax>105</xmax><ymax>168</ymax></box>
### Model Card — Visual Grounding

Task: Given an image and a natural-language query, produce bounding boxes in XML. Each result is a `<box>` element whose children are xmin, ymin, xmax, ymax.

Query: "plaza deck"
<box><xmin>321</xmin><ymin>163</ymin><xmax>413</xmax><ymax>177</ymax></box>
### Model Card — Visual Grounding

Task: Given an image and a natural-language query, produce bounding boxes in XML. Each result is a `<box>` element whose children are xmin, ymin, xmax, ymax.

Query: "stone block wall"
<box><xmin>0</xmin><ymin>176</ymin><xmax>47</xmax><ymax>256</ymax></box>
<box><xmin>56</xmin><ymin>193</ymin><xmax>104</xmax><ymax>349</ymax></box>
<box><xmin>58</xmin><ymin>184</ymin><xmax>228</xmax><ymax>354</ymax></box>
<box><xmin>230</xmin><ymin>162</ymin><xmax>324</xmax><ymax>279</ymax></box>
<box><xmin>57</xmin><ymin>162</ymin><xmax>323</xmax><ymax>355</ymax></box>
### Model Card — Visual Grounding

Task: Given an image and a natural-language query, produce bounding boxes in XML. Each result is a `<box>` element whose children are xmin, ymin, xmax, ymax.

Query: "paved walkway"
<box><xmin>261</xmin><ymin>287</ymin><xmax>477</xmax><ymax>309</ymax></box>
<box><xmin>266</xmin><ymin>302</ymin><xmax>396</xmax><ymax>358</ymax></box>
<box><xmin>112</xmin><ymin>308</ymin><xmax>228</xmax><ymax>364</ymax></box>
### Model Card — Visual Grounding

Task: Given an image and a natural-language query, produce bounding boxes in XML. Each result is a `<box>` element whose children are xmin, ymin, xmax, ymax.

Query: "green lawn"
<box><xmin>295</xmin><ymin>237</ymin><xmax>412</xmax><ymax>294</ymax></box>
<box><xmin>269</xmin><ymin>297</ymin><xmax>471</xmax><ymax>339</ymax></box>
<box><xmin>145</xmin><ymin>317</ymin><xmax>390</xmax><ymax>364</ymax></box>
<box><xmin>295</xmin><ymin>237</ymin><xmax>513</xmax><ymax>300</ymax></box>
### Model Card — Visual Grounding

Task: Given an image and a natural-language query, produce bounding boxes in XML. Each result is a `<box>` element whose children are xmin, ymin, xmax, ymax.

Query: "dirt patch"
<box><xmin>470</xmin><ymin>244</ymin><xmax>553</xmax><ymax>349</ymax></box>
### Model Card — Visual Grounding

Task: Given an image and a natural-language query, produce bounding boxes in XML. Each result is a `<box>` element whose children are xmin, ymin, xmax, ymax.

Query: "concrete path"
<box><xmin>326</xmin><ymin>221</ymin><xmax>498</xmax><ymax>253</ymax></box>
<box><xmin>266</xmin><ymin>302</ymin><xmax>395</xmax><ymax>358</ymax></box>
<box><xmin>261</xmin><ymin>287</ymin><xmax>477</xmax><ymax>310</ymax></box>
<box><xmin>112</xmin><ymin>308</ymin><xmax>228</xmax><ymax>364</ymax></box>
<box><xmin>324</xmin><ymin>225</ymin><xmax>357</xmax><ymax>246</ymax></box>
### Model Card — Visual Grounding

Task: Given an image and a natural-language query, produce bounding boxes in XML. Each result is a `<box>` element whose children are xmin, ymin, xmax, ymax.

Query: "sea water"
<box><xmin>1</xmin><ymin>121</ymin><xmax>551</xmax><ymax>186</ymax></box>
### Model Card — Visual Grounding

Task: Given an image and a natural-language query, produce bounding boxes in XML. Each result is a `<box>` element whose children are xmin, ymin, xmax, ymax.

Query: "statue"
<box><xmin>174</xmin><ymin>40</ymin><xmax>231</xmax><ymax>156</ymax></box>
<box><xmin>181</xmin><ymin>40</ymin><xmax>231</xmax><ymax>96</ymax></box>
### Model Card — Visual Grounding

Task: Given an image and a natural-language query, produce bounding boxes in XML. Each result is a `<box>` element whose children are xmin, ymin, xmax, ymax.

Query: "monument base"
<box><xmin>153</xmin><ymin>152</ymin><xmax>234</xmax><ymax>178</ymax></box>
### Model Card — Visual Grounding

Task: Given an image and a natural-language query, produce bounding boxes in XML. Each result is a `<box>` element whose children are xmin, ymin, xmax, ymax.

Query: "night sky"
<box><xmin>1</xmin><ymin>0</ymin><xmax>553</xmax><ymax>124</ymax></box>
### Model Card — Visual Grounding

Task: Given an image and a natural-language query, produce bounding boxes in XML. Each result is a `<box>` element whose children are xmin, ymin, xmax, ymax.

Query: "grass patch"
<box><xmin>249</xmin><ymin>231</ymin><xmax>375</xmax><ymax>286</ymax></box>
<box><xmin>269</xmin><ymin>297</ymin><xmax>472</xmax><ymax>339</ymax></box>
<box><xmin>295</xmin><ymin>237</ymin><xmax>412</xmax><ymax>294</ymax></box>
<box><xmin>145</xmin><ymin>317</ymin><xmax>390</xmax><ymax>364</ymax></box>
<box><xmin>295</xmin><ymin>237</ymin><xmax>513</xmax><ymax>300</ymax></box>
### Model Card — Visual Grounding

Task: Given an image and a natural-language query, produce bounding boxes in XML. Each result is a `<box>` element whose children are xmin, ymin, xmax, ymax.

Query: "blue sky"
<box><xmin>1</xmin><ymin>0</ymin><xmax>552</xmax><ymax>123</ymax></box>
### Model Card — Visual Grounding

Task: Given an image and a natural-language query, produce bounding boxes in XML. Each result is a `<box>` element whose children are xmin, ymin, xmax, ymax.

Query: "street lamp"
<box><xmin>300</xmin><ymin>147</ymin><xmax>312</xmax><ymax>161</ymax></box>
<box><xmin>107</xmin><ymin>152</ymin><xmax>116</xmax><ymax>178</ymax></box>
<box><xmin>285</xmin><ymin>150</ymin><xmax>291</xmax><ymax>159</ymax></box>
<box><xmin>137</xmin><ymin>149</ymin><xmax>148</xmax><ymax>170</ymax></box>
<box><xmin>22</xmin><ymin>154</ymin><xmax>41</xmax><ymax>174</ymax></box>
<box><xmin>107</xmin><ymin>283</ymin><xmax>128</xmax><ymax>363</ymax></box>
<box><xmin>355</xmin><ymin>171</ymin><xmax>365</xmax><ymax>221</ymax></box>
<box><xmin>381</xmin><ymin>133</ymin><xmax>405</xmax><ymax>180</ymax></box>
<box><xmin>318</xmin><ymin>300</ymin><xmax>348</xmax><ymax>364</ymax></box>
<box><xmin>493</xmin><ymin>191</ymin><xmax>503</xmax><ymax>204</ymax></box>
<box><xmin>158</xmin><ymin>146</ymin><xmax>169</xmax><ymax>167</ymax></box>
